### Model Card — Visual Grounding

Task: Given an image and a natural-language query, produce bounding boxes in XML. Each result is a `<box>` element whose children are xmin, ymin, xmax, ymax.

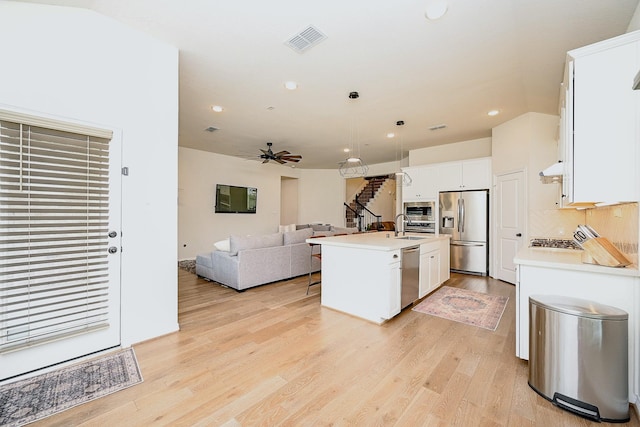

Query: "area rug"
<box><xmin>412</xmin><ymin>286</ymin><xmax>508</xmax><ymax>331</ymax></box>
<box><xmin>0</xmin><ymin>348</ymin><xmax>142</xmax><ymax>427</ymax></box>
<box><xmin>178</xmin><ymin>259</ymin><xmax>196</xmax><ymax>274</ymax></box>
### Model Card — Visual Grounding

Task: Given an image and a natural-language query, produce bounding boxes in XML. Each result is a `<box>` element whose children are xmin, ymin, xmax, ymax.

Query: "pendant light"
<box><xmin>339</xmin><ymin>91</ymin><xmax>368</xmax><ymax>178</ymax></box>
<box><xmin>394</xmin><ymin>120</ymin><xmax>412</xmax><ymax>185</ymax></box>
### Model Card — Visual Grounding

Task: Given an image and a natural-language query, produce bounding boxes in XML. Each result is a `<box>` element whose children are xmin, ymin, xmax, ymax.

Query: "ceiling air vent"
<box><xmin>205</xmin><ymin>126</ymin><xmax>219</xmax><ymax>132</ymax></box>
<box><xmin>285</xmin><ymin>25</ymin><xmax>327</xmax><ymax>53</ymax></box>
<box><xmin>429</xmin><ymin>124</ymin><xmax>447</xmax><ymax>131</ymax></box>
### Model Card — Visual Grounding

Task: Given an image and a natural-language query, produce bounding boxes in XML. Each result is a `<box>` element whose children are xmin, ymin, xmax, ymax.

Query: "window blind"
<box><xmin>0</xmin><ymin>114</ymin><xmax>113</xmax><ymax>353</ymax></box>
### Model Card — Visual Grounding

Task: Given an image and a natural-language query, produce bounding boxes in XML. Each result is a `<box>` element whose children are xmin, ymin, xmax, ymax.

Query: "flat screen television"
<box><xmin>215</xmin><ymin>184</ymin><xmax>257</xmax><ymax>214</ymax></box>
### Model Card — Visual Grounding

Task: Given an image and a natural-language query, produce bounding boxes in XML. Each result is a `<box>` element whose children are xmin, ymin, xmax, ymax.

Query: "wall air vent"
<box><xmin>285</xmin><ymin>25</ymin><xmax>327</xmax><ymax>53</ymax></box>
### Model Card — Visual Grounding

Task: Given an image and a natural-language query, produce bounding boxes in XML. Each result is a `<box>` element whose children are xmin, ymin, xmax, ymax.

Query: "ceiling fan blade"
<box><xmin>260</xmin><ymin>149</ymin><xmax>270</xmax><ymax>155</ymax></box>
<box><xmin>275</xmin><ymin>158</ymin><xmax>286</xmax><ymax>164</ymax></box>
<box><xmin>262</xmin><ymin>158</ymin><xmax>270</xmax><ymax>163</ymax></box>
<box><xmin>282</xmin><ymin>157</ymin><xmax>301</xmax><ymax>163</ymax></box>
<box><xmin>281</xmin><ymin>154</ymin><xmax>302</xmax><ymax>159</ymax></box>
<box><xmin>273</xmin><ymin>150</ymin><xmax>290</xmax><ymax>157</ymax></box>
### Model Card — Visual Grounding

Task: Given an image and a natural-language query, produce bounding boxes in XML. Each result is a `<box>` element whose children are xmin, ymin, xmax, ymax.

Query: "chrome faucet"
<box><xmin>394</xmin><ymin>213</ymin><xmax>408</xmax><ymax>237</ymax></box>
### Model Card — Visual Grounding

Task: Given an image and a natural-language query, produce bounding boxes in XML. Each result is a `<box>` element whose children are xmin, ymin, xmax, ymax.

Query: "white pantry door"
<box><xmin>0</xmin><ymin>115</ymin><xmax>121</xmax><ymax>380</ymax></box>
<box><xmin>496</xmin><ymin>170</ymin><xmax>525</xmax><ymax>284</ymax></box>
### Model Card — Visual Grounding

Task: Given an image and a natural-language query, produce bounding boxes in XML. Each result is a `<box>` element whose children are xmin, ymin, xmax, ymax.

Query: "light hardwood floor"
<box><xmin>35</xmin><ymin>270</ymin><xmax>639</xmax><ymax>426</ymax></box>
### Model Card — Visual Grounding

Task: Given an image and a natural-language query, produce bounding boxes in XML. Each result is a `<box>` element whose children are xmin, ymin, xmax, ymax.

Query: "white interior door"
<box><xmin>0</xmin><ymin>114</ymin><xmax>121</xmax><ymax>380</ymax></box>
<box><xmin>496</xmin><ymin>170</ymin><xmax>525</xmax><ymax>284</ymax></box>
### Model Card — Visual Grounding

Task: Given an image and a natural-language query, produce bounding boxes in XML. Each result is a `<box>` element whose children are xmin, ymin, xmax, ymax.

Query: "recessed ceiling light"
<box><xmin>284</xmin><ymin>81</ymin><xmax>298</xmax><ymax>90</ymax></box>
<box><xmin>487</xmin><ymin>109</ymin><xmax>500</xmax><ymax>116</ymax></box>
<box><xmin>344</xmin><ymin>148</ymin><xmax>350</xmax><ymax>153</ymax></box>
<box><xmin>211</xmin><ymin>105</ymin><xmax>223</xmax><ymax>112</ymax></box>
<box><xmin>387</xmin><ymin>133</ymin><xmax>395</xmax><ymax>138</ymax></box>
<box><xmin>425</xmin><ymin>0</ymin><xmax>448</xmax><ymax>20</ymax></box>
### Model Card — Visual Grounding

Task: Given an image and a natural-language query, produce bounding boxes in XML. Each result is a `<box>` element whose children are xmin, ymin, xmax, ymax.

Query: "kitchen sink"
<box><xmin>395</xmin><ymin>236</ymin><xmax>425</xmax><ymax>240</ymax></box>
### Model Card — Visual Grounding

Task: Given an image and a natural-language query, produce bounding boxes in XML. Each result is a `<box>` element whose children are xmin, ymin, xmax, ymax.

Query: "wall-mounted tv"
<box><xmin>215</xmin><ymin>184</ymin><xmax>257</xmax><ymax>214</ymax></box>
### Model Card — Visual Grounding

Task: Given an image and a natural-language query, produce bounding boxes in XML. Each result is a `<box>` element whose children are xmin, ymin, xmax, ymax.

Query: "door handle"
<box><xmin>108</xmin><ymin>246</ymin><xmax>118</xmax><ymax>254</ymax></box>
<box><xmin>516</xmin><ymin>233</ymin><xmax>522</xmax><ymax>237</ymax></box>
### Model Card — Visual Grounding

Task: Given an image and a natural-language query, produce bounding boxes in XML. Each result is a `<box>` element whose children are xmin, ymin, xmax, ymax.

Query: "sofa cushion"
<box><xmin>331</xmin><ymin>226</ymin><xmax>358</xmax><ymax>234</ymax></box>
<box><xmin>283</xmin><ymin>227</ymin><xmax>313</xmax><ymax>245</ymax></box>
<box><xmin>214</xmin><ymin>238</ymin><xmax>230</xmax><ymax>252</ymax></box>
<box><xmin>296</xmin><ymin>224</ymin><xmax>310</xmax><ymax>230</ymax></box>
<box><xmin>311</xmin><ymin>224</ymin><xmax>331</xmax><ymax>231</ymax></box>
<box><xmin>229</xmin><ymin>232</ymin><xmax>283</xmax><ymax>256</ymax></box>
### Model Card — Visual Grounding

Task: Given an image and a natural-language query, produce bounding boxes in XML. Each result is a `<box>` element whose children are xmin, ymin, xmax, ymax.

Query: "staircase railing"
<box><xmin>343</xmin><ymin>203</ymin><xmax>361</xmax><ymax>231</ymax></box>
<box><xmin>355</xmin><ymin>196</ymin><xmax>381</xmax><ymax>231</ymax></box>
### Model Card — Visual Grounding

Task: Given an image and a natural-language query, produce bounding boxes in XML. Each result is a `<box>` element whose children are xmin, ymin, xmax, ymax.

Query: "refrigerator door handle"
<box><xmin>457</xmin><ymin>198</ymin><xmax>461</xmax><ymax>233</ymax></box>
<box><xmin>460</xmin><ymin>198</ymin><xmax>465</xmax><ymax>233</ymax></box>
<box><xmin>451</xmin><ymin>242</ymin><xmax>485</xmax><ymax>247</ymax></box>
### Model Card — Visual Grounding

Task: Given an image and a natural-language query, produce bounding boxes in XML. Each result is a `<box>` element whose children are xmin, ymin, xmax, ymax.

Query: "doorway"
<box><xmin>495</xmin><ymin>170</ymin><xmax>526</xmax><ymax>284</ymax></box>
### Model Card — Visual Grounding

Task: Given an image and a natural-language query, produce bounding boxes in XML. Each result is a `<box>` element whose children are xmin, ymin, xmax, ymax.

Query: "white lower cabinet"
<box><xmin>386</xmin><ymin>258</ymin><xmax>401</xmax><ymax>319</ymax></box>
<box><xmin>516</xmin><ymin>264</ymin><xmax>638</xmax><ymax>404</ymax></box>
<box><xmin>419</xmin><ymin>240</ymin><xmax>449</xmax><ymax>298</ymax></box>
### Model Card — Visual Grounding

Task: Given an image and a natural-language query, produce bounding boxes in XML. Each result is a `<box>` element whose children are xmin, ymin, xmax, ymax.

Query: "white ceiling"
<box><xmin>18</xmin><ymin>0</ymin><xmax>640</xmax><ymax>169</ymax></box>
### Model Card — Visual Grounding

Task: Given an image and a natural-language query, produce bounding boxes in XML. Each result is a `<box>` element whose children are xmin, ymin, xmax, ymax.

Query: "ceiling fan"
<box><xmin>258</xmin><ymin>142</ymin><xmax>302</xmax><ymax>164</ymax></box>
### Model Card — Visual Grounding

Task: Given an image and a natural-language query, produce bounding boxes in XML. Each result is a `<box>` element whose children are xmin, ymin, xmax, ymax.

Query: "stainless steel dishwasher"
<box><xmin>401</xmin><ymin>246</ymin><xmax>420</xmax><ymax>309</ymax></box>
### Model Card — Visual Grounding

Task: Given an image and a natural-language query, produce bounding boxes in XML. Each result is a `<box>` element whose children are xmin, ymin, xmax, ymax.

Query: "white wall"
<box><xmin>0</xmin><ymin>2</ymin><xmax>179</xmax><ymax>346</ymax></box>
<box><xmin>409</xmin><ymin>137</ymin><xmax>492</xmax><ymax>166</ymax></box>
<box><xmin>491</xmin><ymin>112</ymin><xmax>584</xmax><ymax>240</ymax></box>
<box><xmin>179</xmin><ymin>146</ymin><xmax>347</xmax><ymax>258</ymax></box>
<box><xmin>628</xmin><ymin>2</ymin><xmax>640</xmax><ymax>32</ymax></box>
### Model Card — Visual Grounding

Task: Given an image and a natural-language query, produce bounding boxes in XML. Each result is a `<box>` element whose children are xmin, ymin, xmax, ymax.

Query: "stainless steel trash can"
<box><xmin>528</xmin><ymin>295</ymin><xmax>629</xmax><ymax>423</ymax></box>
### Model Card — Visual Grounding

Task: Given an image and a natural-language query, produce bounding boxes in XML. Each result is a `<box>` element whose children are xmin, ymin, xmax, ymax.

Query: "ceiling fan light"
<box><xmin>347</xmin><ymin>156</ymin><xmax>360</xmax><ymax>163</ymax></box>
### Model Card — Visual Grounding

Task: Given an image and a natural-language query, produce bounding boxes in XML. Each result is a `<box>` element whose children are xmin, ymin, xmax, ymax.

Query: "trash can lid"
<box><xmin>529</xmin><ymin>295</ymin><xmax>628</xmax><ymax>320</ymax></box>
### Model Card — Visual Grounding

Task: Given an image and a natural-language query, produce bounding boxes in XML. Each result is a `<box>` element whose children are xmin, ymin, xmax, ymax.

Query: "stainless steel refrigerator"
<box><xmin>439</xmin><ymin>190</ymin><xmax>489</xmax><ymax>275</ymax></box>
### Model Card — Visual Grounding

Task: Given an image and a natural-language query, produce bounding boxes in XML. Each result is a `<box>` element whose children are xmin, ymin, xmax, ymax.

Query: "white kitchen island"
<box><xmin>307</xmin><ymin>233</ymin><xmax>450</xmax><ymax>324</ymax></box>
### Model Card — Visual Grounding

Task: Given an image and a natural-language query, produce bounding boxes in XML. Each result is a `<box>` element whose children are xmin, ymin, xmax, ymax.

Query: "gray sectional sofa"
<box><xmin>195</xmin><ymin>225</ymin><xmax>356</xmax><ymax>291</ymax></box>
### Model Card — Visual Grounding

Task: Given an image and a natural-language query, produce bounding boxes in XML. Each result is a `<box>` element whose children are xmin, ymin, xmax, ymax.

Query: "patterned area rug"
<box><xmin>178</xmin><ymin>259</ymin><xmax>196</xmax><ymax>274</ymax></box>
<box><xmin>412</xmin><ymin>286</ymin><xmax>508</xmax><ymax>331</ymax></box>
<box><xmin>0</xmin><ymin>348</ymin><xmax>142</xmax><ymax>426</ymax></box>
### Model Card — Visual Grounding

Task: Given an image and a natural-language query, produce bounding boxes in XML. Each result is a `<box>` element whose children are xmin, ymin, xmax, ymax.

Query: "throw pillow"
<box><xmin>278</xmin><ymin>223</ymin><xmax>296</xmax><ymax>233</ymax></box>
<box><xmin>283</xmin><ymin>227</ymin><xmax>313</xmax><ymax>245</ymax></box>
<box><xmin>214</xmin><ymin>239</ymin><xmax>230</xmax><ymax>252</ymax></box>
<box><xmin>229</xmin><ymin>232</ymin><xmax>284</xmax><ymax>256</ymax></box>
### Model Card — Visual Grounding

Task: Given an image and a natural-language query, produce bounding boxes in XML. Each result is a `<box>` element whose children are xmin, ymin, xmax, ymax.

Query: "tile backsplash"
<box><xmin>529</xmin><ymin>203</ymin><xmax>638</xmax><ymax>265</ymax></box>
<box><xmin>587</xmin><ymin>203</ymin><xmax>638</xmax><ymax>265</ymax></box>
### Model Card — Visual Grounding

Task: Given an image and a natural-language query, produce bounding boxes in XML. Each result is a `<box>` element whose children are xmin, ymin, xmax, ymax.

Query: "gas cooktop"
<box><xmin>529</xmin><ymin>238</ymin><xmax>582</xmax><ymax>250</ymax></box>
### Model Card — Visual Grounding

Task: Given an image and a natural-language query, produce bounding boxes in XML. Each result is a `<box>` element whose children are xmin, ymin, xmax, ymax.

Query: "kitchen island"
<box><xmin>307</xmin><ymin>232</ymin><xmax>450</xmax><ymax>324</ymax></box>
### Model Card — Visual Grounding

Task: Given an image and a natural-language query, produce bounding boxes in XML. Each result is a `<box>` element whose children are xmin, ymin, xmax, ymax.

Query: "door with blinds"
<box><xmin>0</xmin><ymin>110</ymin><xmax>121</xmax><ymax>380</ymax></box>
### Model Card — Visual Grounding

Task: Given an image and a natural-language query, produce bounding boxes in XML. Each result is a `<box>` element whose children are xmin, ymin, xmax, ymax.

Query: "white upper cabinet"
<box><xmin>437</xmin><ymin>158</ymin><xmax>492</xmax><ymax>191</ymax></box>
<box><xmin>562</xmin><ymin>31</ymin><xmax>640</xmax><ymax>204</ymax></box>
<box><xmin>402</xmin><ymin>158</ymin><xmax>492</xmax><ymax>202</ymax></box>
<box><xmin>402</xmin><ymin>165</ymin><xmax>438</xmax><ymax>201</ymax></box>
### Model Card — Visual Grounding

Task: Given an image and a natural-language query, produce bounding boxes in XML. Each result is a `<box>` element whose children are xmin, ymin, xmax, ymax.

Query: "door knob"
<box><xmin>516</xmin><ymin>233</ymin><xmax>522</xmax><ymax>237</ymax></box>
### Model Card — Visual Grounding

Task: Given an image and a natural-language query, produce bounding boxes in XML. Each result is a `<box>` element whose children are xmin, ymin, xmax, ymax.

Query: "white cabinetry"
<box><xmin>419</xmin><ymin>241</ymin><xmax>440</xmax><ymax>298</ymax></box>
<box><xmin>437</xmin><ymin>158</ymin><xmax>491</xmax><ymax>191</ymax></box>
<box><xmin>418</xmin><ymin>238</ymin><xmax>450</xmax><ymax>298</ymax></box>
<box><xmin>386</xmin><ymin>257</ymin><xmax>402</xmax><ymax>319</ymax></box>
<box><xmin>561</xmin><ymin>31</ymin><xmax>640</xmax><ymax>204</ymax></box>
<box><xmin>402</xmin><ymin>158</ymin><xmax>491</xmax><ymax>203</ymax></box>
<box><xmin>402</xmin><ymin>165</ymin><xmax>438</xmax><ymax>201</ymax></box>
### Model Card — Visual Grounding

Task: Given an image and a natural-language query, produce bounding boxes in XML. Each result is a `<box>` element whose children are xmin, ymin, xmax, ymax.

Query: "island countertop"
<box><xmin>514</xmin><ymin>246</ymin><xmax>639</xmax><ymax>277</ymax></box>
<box><xmin>306</xmin><ymin>232</ymin><xmax>450</xmax><ymax>251</ymax></box>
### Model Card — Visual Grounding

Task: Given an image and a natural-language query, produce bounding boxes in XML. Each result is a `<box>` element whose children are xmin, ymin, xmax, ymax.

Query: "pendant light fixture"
<box><xmin>339</xmin><ymin>91</ymin><xmax>368</xmax><ymax>178</ymax></box>
<box><xmin>394</xmin><ymin>120</ymin><xmax>412</xmax><ymax>185</ymax></box>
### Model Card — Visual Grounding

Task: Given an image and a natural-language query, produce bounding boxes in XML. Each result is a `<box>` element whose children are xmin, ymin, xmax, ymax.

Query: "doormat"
<box><xmin>412</xmin><ymin>286</ymin><xmax>508</xmax><ymax>331</ymax></box>
<box><xmin>0</xmin><ymin>348</ymin><xmax>142</xmax><ymax>427</ymax></box>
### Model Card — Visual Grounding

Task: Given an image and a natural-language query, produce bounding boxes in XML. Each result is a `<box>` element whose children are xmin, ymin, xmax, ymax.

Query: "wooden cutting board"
<box><xmin>581</xmin><ymin>237</ymin><xmax>631</xmax><ymax>267</ymax></box>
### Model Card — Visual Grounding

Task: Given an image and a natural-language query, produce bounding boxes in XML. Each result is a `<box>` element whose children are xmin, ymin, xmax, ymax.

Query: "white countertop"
<box><xmin>514</xmin><ymin>246</ymin><xmax>640</xmax><ymax>277</ymax></box>
<box><xmin>306</xmin><ymin>232</ymin><xmax>449</xmax><ymax>251</ymax></box>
